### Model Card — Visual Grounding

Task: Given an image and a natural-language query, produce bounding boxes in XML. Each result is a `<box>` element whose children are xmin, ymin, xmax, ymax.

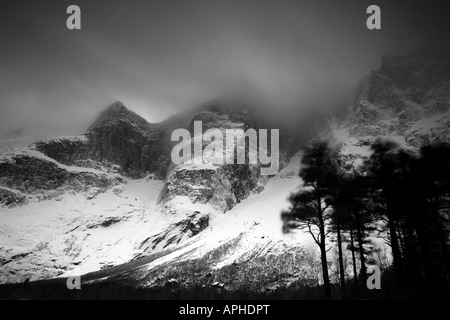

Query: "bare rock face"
<box><xmin>347</xmin><ymin>50</ymin><xmax>450</xmax><ymax>141</ymax></box>
<box><xmin>0</xmin><ymin>150</ymin><xmax>122</xmax><ymax>204</ymax></box>
<box><xmin>186</xmin><ymin>211</ymin><xmax>210</xmax><ymax>236</ymax></box>
<box><xmin>159</xmin><ymin>165</ymin><xmax>261</xmax><ymax>213</ymax></box>
<box><xmin>0</xmin><ymin>187</ymin><xmax>26</xmax><ymax>207</ymax></box>
<box><xmin>157</xmin><ymin>103</ymin><xmax>285</xmax><ymax>214</ymax></box>
<box><xmin>139</xmin><ymin>211</ymin><xmax>210</xmax><ymax>252</ymax></box>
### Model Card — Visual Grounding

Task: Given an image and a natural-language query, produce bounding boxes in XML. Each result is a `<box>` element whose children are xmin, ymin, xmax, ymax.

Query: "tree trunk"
<box><xmin>356</xmin><ymin>221</ymin><xmax>367</xmax><ymax>294</ymax></box>
<box><xmin>384</xmin><ymin>192</ymin><xmax>405</xmax><ymax>294</ymax></box>
<box><xmin>319</xmin><ymin>242</ymin><xmax>332</xmax><ymax>300</ymax></box>
<box><xmin>401</xmin><ymin>224</ymin><xmax>419</xmax><ymax>297</ymax></box>
<box><xmin>350</xmin><ymin>230</ymin><xmax>359</xmax><ymax>293</ymax></box>
<box><xmin>388</xmin><ymin>217</ymin><xmax>405</xmax><ymax>292</ymax></box>
<box><xmin>317</xmin><ymin>197</ymin><xmax>332</xmax><ymax>300</ymax></box>
<box><xmin>336</xmin><ymin>223</ymin><xmax>346</xmax><ymax>299</ymax></box>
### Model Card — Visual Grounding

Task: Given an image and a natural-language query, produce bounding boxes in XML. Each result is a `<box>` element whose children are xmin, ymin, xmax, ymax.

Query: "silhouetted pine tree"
<box><xmin>364</xmin><ymin>139</ymin><xmax>406</xmax><ymax>294</ymax></box>
<box><xmin>331</xmin><ymin>171</ymin><xmax>377</xmax><ymax>297</ymax></box>
<box><xmin>282</xmin><ymin>138</ymin><xmax>450</xmax><ymax>299</ymax></box>
<box><xmin>364</xmin><ymin>139</ymin><xmax>450</xmax><ymax>298</ymax></box>
<box><xmin>347</xmin><ymin>230</ymin><xmax>359</xmax><ymax>292</ymax></box>
<box><xmin>330</xmin><ymin>209</ymin><xmax>347</xmax><ymax>299</ymax></box>
<box><xmin>329</xmin><ymin>174</ymin><xmax>355</xmax><ymax>299</ymax></box>
<box><xmin>282</xmin><ymin>141</ymin><xmax>339</xmax><ymax>299</ymax></box>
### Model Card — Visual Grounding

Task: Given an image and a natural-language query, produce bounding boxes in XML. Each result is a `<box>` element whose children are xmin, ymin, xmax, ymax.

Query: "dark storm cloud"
<box><xmin>0</xmin><ymin>0</ymin><xmax>448</xmax><ymax>136</ymax></box>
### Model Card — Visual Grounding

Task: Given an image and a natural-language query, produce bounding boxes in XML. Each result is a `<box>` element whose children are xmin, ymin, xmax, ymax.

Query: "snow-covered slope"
<box><xmin>0</xmin><ymin>175</ymin><xmax>164</xmax><ymax>282</ymax></box>
<box><xmin>0</xmin><ymin>151</ymin><xmax>319</xmax><ymax>287</ymax></box>
<box><xmin>141</xmin><ymin>152</ymin><xmax>308</xmax><ymax>270</ymax></box>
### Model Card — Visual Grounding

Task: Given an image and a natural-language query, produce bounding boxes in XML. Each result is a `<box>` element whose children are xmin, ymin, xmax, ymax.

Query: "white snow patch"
<box><xmin>37</xmin><ymin>135</ymin><xmax>89</xmax><ymax>144</ymax></box>
<box><xmin>0</xmin><ymin>176</ymin><xmax>165</xmax><ymax>282</ymax></box>
<box><xmin>406</xmin><ymin>109</ymin><xmax>450</xmax><ymax>135</ymax></box>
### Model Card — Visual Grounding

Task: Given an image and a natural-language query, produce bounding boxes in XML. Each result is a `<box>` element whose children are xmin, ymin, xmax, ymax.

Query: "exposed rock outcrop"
<box><xmin>0</xmin><ymin>150</ymin><xmax>122</xmax><ymax>204</ymax></box>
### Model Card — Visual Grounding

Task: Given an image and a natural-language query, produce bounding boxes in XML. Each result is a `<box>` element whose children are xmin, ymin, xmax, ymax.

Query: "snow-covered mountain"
<box><xmin>0</xmin><ymin>99</ymin><xmax>307</xmax><ymax>288</ymax></box>
<box><xmin>1</xmin><ymin>49</ymin><xmax>449</xmax><ymax>293</ymax></box>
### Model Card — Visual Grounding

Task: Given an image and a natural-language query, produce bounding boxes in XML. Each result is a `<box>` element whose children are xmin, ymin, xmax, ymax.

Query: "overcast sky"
<box><xmin>0</xmin><ymin>0</ymin><xmax>448</xmax><ymax>136</ymax></box>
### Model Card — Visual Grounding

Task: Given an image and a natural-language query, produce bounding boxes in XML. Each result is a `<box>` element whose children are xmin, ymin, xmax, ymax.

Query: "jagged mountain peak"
<box><xmin>109</xmin><ymin>100</ymin><xmax>127</xmax><ymax>111</ymax></box>
<box><xmin>87</xmin><ymin>101</ymin><xmax>151</xmax><ymax>132</ymax></box>
<box><xmin>28</xmin><ymin>101</ymin><xmax>168</xmax><ymax>179</ymax></box>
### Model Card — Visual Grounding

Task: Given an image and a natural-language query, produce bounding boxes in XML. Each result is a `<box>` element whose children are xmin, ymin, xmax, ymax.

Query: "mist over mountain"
<box><xmin>1</xmin><ymin>0</ymin><xmax>449</xmax><ymax>138</ymax></box>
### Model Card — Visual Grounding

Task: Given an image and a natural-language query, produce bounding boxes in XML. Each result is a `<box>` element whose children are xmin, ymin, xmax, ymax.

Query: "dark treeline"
<box><xmin>282</xmin><ymin>138</ymin><xmax>450</xmax><ymax>299</ymax></box>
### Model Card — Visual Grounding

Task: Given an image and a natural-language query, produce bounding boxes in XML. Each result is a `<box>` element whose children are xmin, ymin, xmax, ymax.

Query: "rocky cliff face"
<box><xmin>0</xmin><ymin>149</ymin><xmax>123</xmax><ymax>207</ymax></box>
<box><xmin>337</xmin><ymin>50</ymin><xmax>450</xmax><ymax>169</ymax></box>
<box><xmin>1</xmin><ymin>98</ymin><xmax>296</xmax><ymax>213</ymax></box>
